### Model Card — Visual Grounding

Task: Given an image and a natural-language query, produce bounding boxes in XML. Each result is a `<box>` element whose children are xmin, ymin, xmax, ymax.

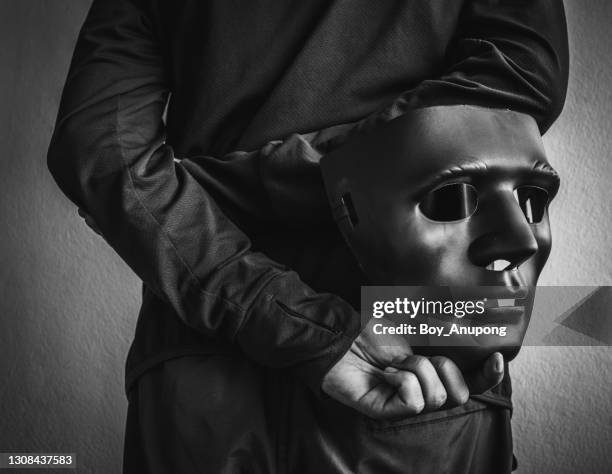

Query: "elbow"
<box><xmin>47</xmin><ymin>116</ymin><xmax>101</xmax><ymax>210</ymax></box>
<box><xmin>536</xmin><ymin>52</ymin><xmax>569</xmax><ymax>134</ymax></box>
<box><xmin>47</xmin><ymin>118</ymin><xmax>80</xmax><ymax>205</ymax></box>
<box><xmin>539</xmin><ymin>7</ymin><xmax>570</xmax><ymax>133</ymax></box>
<box><xmin>544</xmin><ymin>82</ymin><xmax>567</xmax><ymax>133</ymax></box>
<box><xmin>547</xmin><ymin>42</ymin><xmax>569</xmax><ymax>131</ymax></box>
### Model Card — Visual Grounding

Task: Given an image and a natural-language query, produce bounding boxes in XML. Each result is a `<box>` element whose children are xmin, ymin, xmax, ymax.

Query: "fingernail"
<box><xmin>495</xmin><ymin>357</ymin><xmax>504</xmax><ymax>373</ymax></box>
<box><xmin>384</xmin><ymin>367</ymin><xmax>399</xmax><ymax>373</ymax></box>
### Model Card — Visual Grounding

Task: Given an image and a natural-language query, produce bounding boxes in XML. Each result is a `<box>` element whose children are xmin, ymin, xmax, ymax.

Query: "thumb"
<box><xmin>466</xmin><ymin>352</ymin><xmax>504</xmax><ymax>394</ymax></box>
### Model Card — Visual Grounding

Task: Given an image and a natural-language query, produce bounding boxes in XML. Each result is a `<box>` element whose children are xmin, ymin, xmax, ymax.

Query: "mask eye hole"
<box><xmin>419</xmin><ymin>182</ymin><xmax>478</xmax><ymax>222</ymax></box>
<box><xmin>513</xmin><ymin>186</ymin><xmax>549</xmax><ymax>224</ymax></box>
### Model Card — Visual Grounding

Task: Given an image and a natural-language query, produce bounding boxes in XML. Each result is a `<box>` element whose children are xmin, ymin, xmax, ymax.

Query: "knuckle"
<box><xmin>402</xmin><ymin>371</ymin><xmax>419</xmax><ymax>385</ymax></box>
<box><xmin>406</xmin><ymin>399</ymin><xmax>425</xmax><ymax>414</ymax></box>
<box><xmin>411</xmin><ymin>355</ymin><xmax>429</xmax><ymax>370</ymax></box>
<box><xmin>438</xmin><ymin>390</ymin><xmax>448</xmax><ymax>406</ymax></box>
<box><xmin>430</xmin><ymin>356</ymin><xmax>451</xmax><ymax>371</ymax></box>
<box><xmin>449</xmin><ymin>387</ymin><xmax>470</xmax><ymax>405</ymax></box>
<box><xmin>427</xmin><ymin>391</ymin><xmax>447</xmax><ymax>408</ymax></box>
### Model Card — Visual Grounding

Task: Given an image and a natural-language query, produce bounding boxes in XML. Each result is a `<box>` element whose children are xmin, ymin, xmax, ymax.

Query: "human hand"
<box><xmin>321</xmin><ymin>319</ymin><xmax>505</xmax><ymax>420</ymax></box>
<box><xmin>389</xmin><ymin>350</ymin><xmax>505</xmax><ymax>399</ymax></box>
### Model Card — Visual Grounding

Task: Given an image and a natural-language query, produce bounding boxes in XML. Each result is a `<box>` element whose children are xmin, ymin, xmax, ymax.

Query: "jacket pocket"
<box><xmin>274</xmin><ymin>299</ymin><xmax>341</xmax><ymax>335</ymax></box>
<box><xmin>364</xmin><ymin>398</ymin><xmax>488</xmax><ymax>433</ymax></box>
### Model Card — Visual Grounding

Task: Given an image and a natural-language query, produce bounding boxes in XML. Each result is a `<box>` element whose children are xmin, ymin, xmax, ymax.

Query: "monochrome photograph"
<box><xmin>1</xmin><ymin>0</ymin><xmax>610</xmax><ymax>472</ymax></box>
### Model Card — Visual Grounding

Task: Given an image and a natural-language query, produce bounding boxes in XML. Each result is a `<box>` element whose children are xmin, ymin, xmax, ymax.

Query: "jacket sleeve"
<box><xmin>46</xmin><ymin>0</ymin><xmax>360</xmax><ymax>394</ymax></box>
<box><xmin>351</xmin><ymin>0</ymin><xmax>569</xmax><ymax>138</ymax></box>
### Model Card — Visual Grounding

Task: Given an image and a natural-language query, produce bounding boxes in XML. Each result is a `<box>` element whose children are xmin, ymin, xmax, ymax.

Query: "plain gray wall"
<box><xmin>0</xmin><ymin>1</ymin><xmax>610</xmax><ymax>473</ymax></box>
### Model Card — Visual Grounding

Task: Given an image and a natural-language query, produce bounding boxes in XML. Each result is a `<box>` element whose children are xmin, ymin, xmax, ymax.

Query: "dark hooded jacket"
<box><xmin>48</xmin><ymin>1</ymin><xmax>568</xmax><ymax>472</ymax></box>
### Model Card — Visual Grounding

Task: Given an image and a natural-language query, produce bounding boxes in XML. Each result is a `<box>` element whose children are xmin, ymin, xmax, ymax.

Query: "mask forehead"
<box><xmin>373</xmin><ymin>106</ymin><xmax>550</xmax><ymax>199</ymax></box>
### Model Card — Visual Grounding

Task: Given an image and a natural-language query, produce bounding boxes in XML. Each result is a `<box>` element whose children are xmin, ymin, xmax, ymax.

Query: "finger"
<box><xmin>391</xmin><ymin>356</ymin><xmax>447</xmax><ymax>410</ymax></box>
<box><xmin>382</xmin><ymin>368</ymin><xmax>425</xmax><ymax>417</ymax></box>
<box><xmin>429</xmin><ymin>356</ymin><xmax>469</xmax><ymax>406</ymax></box>
<box><xmin>466</xmin><ymin>352</ymin><xmax>504</xmax><ymax>394</ymax></box>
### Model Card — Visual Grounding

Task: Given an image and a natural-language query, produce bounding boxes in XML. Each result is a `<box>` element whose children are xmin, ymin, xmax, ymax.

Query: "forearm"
<box><xmin>47</xmin><ymin>0</ymin><xmax>360</xmax><ymax>393</ymax></box>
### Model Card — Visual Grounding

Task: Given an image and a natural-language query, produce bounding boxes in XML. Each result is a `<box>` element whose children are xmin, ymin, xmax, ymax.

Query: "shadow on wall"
<box><xmin>0</xmin><ymin>1</ymin><xmax>139</xmax><ymax>473</ymax></box>
<box><xmin>513</xmin><ymin>0</ymin><xmax>612</xmax><ymax>472</ymax></box>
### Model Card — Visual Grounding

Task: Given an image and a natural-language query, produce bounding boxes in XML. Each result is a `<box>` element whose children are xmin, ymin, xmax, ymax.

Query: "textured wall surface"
<box><xmin>513</xmin><ymin>1</ymin><xmax>612</xmax><ymax>472</ymax></box>
<box><xmin>0</xmin><ymin>1</ymin><xmax>610</xmax><ymax>473</ymax></box>
<box><xmin>0</xmin><ymin>2</ymin><xmax>137</xmax><ymax>473</ymax></box>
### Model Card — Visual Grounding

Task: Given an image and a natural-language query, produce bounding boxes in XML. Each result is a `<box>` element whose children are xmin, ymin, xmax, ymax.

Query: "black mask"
<box><xmin>321</xmin><ymin>106</ymin><xmax>560</xmax><ymax>369</ymax></box>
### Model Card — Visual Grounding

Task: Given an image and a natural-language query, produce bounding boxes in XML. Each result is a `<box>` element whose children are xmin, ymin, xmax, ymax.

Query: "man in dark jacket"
<box><xmin>48</xmin><ymin>0</ymin><xmax>568</xmax><ymax>472</ymax></box>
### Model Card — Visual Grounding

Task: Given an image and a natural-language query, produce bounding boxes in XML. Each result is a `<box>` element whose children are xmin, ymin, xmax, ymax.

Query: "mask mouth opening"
<box><xmin>485</xmin><ymin>298</ymin><xmax>518</xmax><ymax>308</ymax></box>
<box><xmin>485</xmin><ymin>259</ymin><xmax>514</xmax><ymax>272</ymax></box>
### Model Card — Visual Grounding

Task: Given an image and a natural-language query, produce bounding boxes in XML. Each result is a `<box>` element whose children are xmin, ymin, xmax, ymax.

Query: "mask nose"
<box><xmin>468</xmin><ymin>192</ymin><xmax>539</xmax><ymax>270</ymax></box>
